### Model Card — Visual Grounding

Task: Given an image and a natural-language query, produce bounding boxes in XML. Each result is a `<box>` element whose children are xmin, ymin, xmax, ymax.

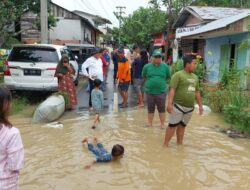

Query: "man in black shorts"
<box><xmin>116</xmin><ymin>48</ymin><xmax>131</xmax><ymax>108</ymax></box>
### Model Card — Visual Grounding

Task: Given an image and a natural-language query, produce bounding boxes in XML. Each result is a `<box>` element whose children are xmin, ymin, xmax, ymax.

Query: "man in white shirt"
<box><xmin>82</xmin><ymin>48</ymin><xmax>103</xmax><ymax>108</ymax></box>
<box><xmin>124</xmin><ymin>46</ymin><xmax>131</xmax><ymax>64</ymax></box>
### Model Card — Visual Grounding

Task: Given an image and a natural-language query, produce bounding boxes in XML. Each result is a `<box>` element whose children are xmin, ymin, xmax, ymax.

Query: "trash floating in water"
<box><xmin>216</xmin><ymin>127</ymin><xmax>248</xmax><ymax>139</ymax></box>
<box><xmin>42</xmin><ymin>121</ymin><xmax>64</xmax><ymax>129</ymax></box>
<box><xmin>195</xmin><ymin>104</ymin><xmax>211</xmax><ymax>115</ymax></box>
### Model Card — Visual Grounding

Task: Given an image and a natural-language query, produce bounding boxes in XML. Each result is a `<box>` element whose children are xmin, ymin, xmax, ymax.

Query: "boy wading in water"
<box><xmin>164</xmin><ymin>54</ymin><xmax>203</xmax><ymax>147</ymax></box>
<box><xmin>91</xmin><ymin>79</ymin><xmax>104</xmax><ymax>129</ymax></box>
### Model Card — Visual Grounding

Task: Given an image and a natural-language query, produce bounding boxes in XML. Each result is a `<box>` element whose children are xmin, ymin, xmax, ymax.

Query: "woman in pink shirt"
<box><xmin>0</xmin><ymin>87</ymin><xmax>24</xmax><ymax>190</ymax></box>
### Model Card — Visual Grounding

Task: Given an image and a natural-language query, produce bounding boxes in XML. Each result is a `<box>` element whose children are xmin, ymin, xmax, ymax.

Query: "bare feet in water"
<box><xmin>81</xmin><ymin>137</ymin><xmax>88</xmax><ymax>143</ymax></box>
<box><xmin>160</xmin><ymin>125</ymin><xmax>166</xmax><ymax>129</ymax></box>
<box><xmin>138</xmin><ymin>104</ymin><xmax>144</xmax><ymax>108</ymax></box>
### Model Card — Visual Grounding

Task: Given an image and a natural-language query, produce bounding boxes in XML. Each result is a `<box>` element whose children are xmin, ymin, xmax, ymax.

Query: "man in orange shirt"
<box><xmin>117</xmin><ymin>48</ymin><xmax>131</xmax><ymax>108</ymax></box>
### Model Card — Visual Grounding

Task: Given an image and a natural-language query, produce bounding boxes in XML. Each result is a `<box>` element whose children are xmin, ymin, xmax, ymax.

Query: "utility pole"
<box><xmin>164</xmin><ymin>0</ymin><xmax>172</xmax><ymax>63</ymax></box>
<box><xmin>114</xmin><ymin>6</ymin><xmax>126</xmax><ymax>45</ymax></box>
<box><xmin>40</xmin><ymin>0</ymin><xmax>48</xmax><ymax>44</ymax></box>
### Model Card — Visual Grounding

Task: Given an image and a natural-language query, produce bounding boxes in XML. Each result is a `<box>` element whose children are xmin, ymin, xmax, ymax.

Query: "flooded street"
<box><xmin>12</xmin><ymin>108</ymin><xmax>250</xmax><ymax>190</ymax></box>
<box><xmin>2</xmin><ymin>1</ymin><xmax>250</xmax><ymax>189</ymax></box>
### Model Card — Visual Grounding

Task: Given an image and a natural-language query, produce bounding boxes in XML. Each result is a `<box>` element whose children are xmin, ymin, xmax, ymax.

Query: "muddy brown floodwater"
<box><xmin>11</xmin><ymin>108</ymin><xmax>250</xmax><ymax>190</ymax></box>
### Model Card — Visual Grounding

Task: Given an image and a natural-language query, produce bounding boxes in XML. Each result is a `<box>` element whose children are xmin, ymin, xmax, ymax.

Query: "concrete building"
<box><xmin>49</xmin><ymin>3</ymin><xmax>102</xmax><ymax>45</ymax></box>
<box><xmin>19</xmin><ymin>1</ymin><xmax>111</xmax><ymax>46</ymax></box>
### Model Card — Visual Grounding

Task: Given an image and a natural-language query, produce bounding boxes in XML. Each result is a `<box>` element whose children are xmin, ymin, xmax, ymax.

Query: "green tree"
<box><xmin>0</xmin><ymin>0</ymin><xmax>27</xmax><ymax>46</ymax></box>
<box><xmin>106</xmin><ymin>27</ymin><xmax>121</xmax><ymax>47</ymax></box>
<box><xmin>150</xmin><ymin>0</ymin><xmax>193</xmax><ymax>17</ymax></box>
<box><xmin>118</xmin><ymin>7</ymin><xmax>166</xmax><ymax>48</ymax></box>
<box><xmin>0</xmin><ymin>0</ymin><xmax>57</xmax><ymax>47</ymax></box>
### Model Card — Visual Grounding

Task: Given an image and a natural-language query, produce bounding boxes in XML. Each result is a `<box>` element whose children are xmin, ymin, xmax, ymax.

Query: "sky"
<box><xmin>52</xmin><ymin>0</ymin><xmax>151</xmax><ymax>27</ymax></box>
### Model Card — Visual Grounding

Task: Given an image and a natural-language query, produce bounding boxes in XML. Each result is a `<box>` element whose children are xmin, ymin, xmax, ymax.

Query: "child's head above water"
<box><xmin>94</xmin><ymin>79</ymin><xmax>102</xmax><ymax>88</ymax></box>
<box><xmin>111</xmin><ymin>144</ymin><xmax>124</xmax><ymax>159</ymax></box>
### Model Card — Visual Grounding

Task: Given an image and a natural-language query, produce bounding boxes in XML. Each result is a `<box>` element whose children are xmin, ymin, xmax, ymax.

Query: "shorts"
<box><xmin>168</xmin><ymin>103</ymin><xmax>194</xmax><ymax>127</ymax></box>
<box><xmin>146</xmin><ymin>93</ymin><xmax>166</xmax><ymax>113</ymax></box>
<box><xmin>93</xmin><ymin>109</ymin><xmax>102</xmax><ymax>115</ymax></box>
<box><xmin>133</xmin><ymin>78</ymin><xmax>144</xmax><ymax>94</ymax></box>
<box><xmin>118</xmin><ymin>82</ymin><xmax>130</xmax><ymax>92</ymax></box>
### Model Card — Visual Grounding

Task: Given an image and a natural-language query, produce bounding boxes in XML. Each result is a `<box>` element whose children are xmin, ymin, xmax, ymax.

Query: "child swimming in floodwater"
<box><xmin>82</xmin><ymin>137</ymin><xmax>124</xmax><ymax>169</ymax></box>
<box><xmin>0</xmin><ymin>87</ymin><xmax>24</xmax><ymax>189</ymax></box>
<box><xmin>91</xmin><ymin>79</ymin><xmax>104</xmax><ymax>129</ymax></box>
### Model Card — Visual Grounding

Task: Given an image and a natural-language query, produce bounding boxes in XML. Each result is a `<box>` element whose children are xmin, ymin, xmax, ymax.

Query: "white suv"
<box><xmin>4</xmin><ymin>44</ymin><xmax>78</xmax><ymax>91</ymax></box>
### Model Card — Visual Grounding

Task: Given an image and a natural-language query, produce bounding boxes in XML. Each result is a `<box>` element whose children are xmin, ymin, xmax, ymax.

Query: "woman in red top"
<box><xmin>55</xmin><ymin>55</ymin><xmax>77</xmax><ymax>109</ymax></box>
<box><xmin>100</xmin><ymin>49</ymin><xmax>109</xmax><ymax>91</ymax></box>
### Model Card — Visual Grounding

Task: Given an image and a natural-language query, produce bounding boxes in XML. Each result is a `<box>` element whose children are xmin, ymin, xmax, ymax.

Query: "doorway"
<box><xmin>229</xmin><ymin>44</ymin><xmax>236</xmax><ymax>69</ymax></box>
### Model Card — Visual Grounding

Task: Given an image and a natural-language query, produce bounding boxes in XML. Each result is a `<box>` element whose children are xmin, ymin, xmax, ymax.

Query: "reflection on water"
<box><xmin>12</xmin><ymin>109</ymin><xmax>250</xmax><ymax>190</ymax></box>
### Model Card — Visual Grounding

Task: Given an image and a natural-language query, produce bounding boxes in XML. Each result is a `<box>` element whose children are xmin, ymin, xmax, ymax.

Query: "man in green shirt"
<box><xmin>164</xmin><ymin>54</ymin><xmax>203</xmax><ymax>147</ymax></box>
<box><xmin>142</xmin><ymin>50</ymin><xmax>170</xmax><ymax>128</ymax></box>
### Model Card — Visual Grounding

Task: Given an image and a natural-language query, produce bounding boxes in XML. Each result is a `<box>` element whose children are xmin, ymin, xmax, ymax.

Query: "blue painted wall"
<box><xmin>204</xmin><ymin>33</ymin><xmax>249</xmax><ymax>83</ymax></box>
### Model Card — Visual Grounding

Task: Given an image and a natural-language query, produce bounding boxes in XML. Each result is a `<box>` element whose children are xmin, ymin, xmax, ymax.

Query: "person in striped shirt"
<box><xmin>0</xmin><ymin>87</ymin><xmax>24</xmax><ymax>190</ymax></box>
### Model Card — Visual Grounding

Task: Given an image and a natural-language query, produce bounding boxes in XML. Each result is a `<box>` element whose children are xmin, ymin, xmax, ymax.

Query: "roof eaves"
<box><xmin>73</xmin><ymin>10</ymin><xmax>112</xmax><ymax>25</ymax></box>
<box><xmin>186</xmin><ymin>6</ymin><xmax>204</xmax><ymax>21</ymax></box>
<box><xmin>172</xmin><ymin>7</ymin><xmax>204</xmax><ymax>29</ymax></box>
<box><xmin>179</xmin><ymin>12</ymin><xmax>250</xmax><ymax>39</ymax></box>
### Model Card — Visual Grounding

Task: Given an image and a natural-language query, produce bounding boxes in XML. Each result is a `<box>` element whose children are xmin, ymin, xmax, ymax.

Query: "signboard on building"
<box><xmin>176</xmin><ymin>25</ymin><xmax>203</xmax><ymax>38</ymax></box>
<box><xmin>153</xmin><ymin>33</ymin><xmax>166</xmax><ymax>47</ymax></box>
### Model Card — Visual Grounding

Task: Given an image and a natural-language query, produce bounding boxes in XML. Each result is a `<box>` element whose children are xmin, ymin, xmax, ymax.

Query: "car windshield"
<box><xmin>8</xmin><ymin>47</ymin><xmax>59</xmax><ymax>63</ymax></box>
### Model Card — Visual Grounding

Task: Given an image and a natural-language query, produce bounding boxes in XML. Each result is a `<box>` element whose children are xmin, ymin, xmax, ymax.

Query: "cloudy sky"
<box><xmin>52</xmin><ymin>0</ymin><xmax>152</xmax><ymax>27</ymax></box>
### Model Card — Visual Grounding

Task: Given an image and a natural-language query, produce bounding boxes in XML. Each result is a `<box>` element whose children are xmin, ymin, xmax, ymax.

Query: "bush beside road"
<box><xmin>5</xmin><ymin>77</ymin><xmax>87</xmax><ymax>116</ymax></box>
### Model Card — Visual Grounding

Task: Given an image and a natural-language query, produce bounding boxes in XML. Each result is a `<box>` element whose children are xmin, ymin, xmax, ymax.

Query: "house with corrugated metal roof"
<box><xmin>173</xmin><ymin>6</ymin><xmax>250</xmax><ymax>87</ymax></box>
<box><xmin>173</xmin><ymin>6</ymin><xmax>250</xmax><ymax>58</ymax></box>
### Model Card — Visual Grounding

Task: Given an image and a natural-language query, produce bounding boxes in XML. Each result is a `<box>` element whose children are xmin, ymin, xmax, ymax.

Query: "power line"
<box><xmin>114</xmin><ymin>6</ymin><xmax>126</xmax><ymax>44</ymax></box>
<box><xmin>106</xmin><ymin>0</ymin><xmax>122</xmax><ymax>25</ymax></box>
<box><xmin>119</xmin><ymin>0</ymin><xmax>124</xmax><ymax>6</ymax></box>
<box><xmin>99</xmin><ymin>0</ymin><xmax>117</xmax><ymax>24</ymax></box>
<box><xmin>80</xmin><ymin>0</ymin><xmax>117</xmax><ymax>25</ymax></box>
<box><xmin>115</xmin><ymin>6</ymin><xmax>126</xmax><ymax>27</ymax></box>
<box><xmin>120</xmin><ymin>0</ymin><xmax>126</xmax><ymax>7</ymax></box>
<box><xmin>78</xmin><ymin>0</ymin><xmax>98</xmax><ymax>15</ymax></box>
<box><xmin>78</xmin><ymin>0</ymin><xmax>122</xmax><ymax>27</ymax></box>
<box><xmin>80</xmin><ymin>0</ymin><xmax>100</xmax><ymax>15</ymax></box>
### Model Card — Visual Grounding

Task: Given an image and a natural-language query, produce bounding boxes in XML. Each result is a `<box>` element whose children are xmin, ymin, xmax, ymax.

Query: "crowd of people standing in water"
<box><xmin>0</xmin><ymin>44</ymin><xmax>204</xmax><ymax>188</ymax></box>
<box><xmin>80</xmin><ymin>45</ymin><xmax>203</xmax><ymax>147</ymax></box>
